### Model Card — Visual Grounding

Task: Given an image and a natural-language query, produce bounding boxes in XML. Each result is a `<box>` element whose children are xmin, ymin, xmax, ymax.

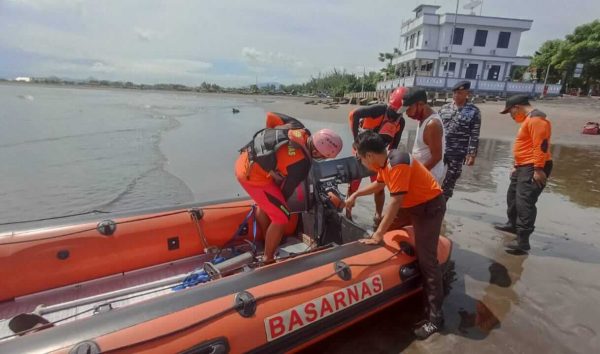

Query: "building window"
<box><xmin>474</xmin><ymin>30</ymin><xmax>488</xmax><ymax>47</ymax></box>
<box><xmin>497</xmin><ymin>31</ymin><xmax>511</xmax><ymax>48</ymax></box>
<box><xmin>452</xmin><ymin>28</ymin><xmax>464</xmax><ymax>45</ymax></box>
<box><xmin>487</xmin><ymin>65</ymin><xmax>501</xmax><ymax>80</ymax></box>
<box><xmin>405</xmin><ymin>37</ymin><xmax>409</xmax><ymax>51</ymax></box>
<box><xmin>420</xmin><ymin>62</ymin><xmax>433</xmax><ymax>71</ymax></box>
<box><xmin>416</xmin><ymin>31</ymin><xmax>421</xmax><ymax>47</ymax></box>
<box><xmin>444</xmin><ymin>62</ymin><xmax>456</xmax><ymax>72</ymax></box>
<box><xmin>409</xmin><ymin>33</ymin><xmax>415</xmax><ymax>49</ymax></box>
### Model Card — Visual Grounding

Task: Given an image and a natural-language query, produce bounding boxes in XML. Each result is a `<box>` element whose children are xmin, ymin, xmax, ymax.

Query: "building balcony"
<box><xmin>376</xmin><ymin>75</ymin><xmax>562</xmax><ymax>96</ymax></box>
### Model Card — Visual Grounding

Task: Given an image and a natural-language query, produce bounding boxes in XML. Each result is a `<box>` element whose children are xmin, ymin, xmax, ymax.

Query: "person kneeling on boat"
<box><xmin>345</xmin><ymin>130</ymin><xmax>446</xmax><ymax>340</ymax></box>
<box><xmin>235</xmin><ymin>112</ymin><xmax>343</xmax><ymax>262</ymax></box>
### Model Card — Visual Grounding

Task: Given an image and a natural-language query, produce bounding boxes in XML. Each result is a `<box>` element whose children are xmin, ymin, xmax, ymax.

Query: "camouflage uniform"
<box><xmin>439</xmin><ymin>102</ymin><xmax>481</xmax><ymax>199</ymax></box>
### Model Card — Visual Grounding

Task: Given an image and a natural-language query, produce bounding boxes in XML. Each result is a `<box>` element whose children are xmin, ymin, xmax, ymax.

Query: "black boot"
<box><xmin>414</xmin><ymin>318</ymin><xmax>444</xmax><ymax>340</ymax></box>
<box><xmin>505</xmin><ymin>233</ymin><xmax>531</xmax><ymax>252</ymax></box>
<box><xmin>494</xmin><ymin>221</ymin><xmax>517</xmax><ymax>234</ymax></box>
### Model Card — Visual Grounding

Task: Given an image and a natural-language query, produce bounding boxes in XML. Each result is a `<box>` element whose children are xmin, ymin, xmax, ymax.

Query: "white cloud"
<box><xmin>126</xmin><ymin>59</ymin><xmax>212</xmax><ymax>76</ymax></box>
<box><xmin>3</xmin><ymin>0</ymin><xmax>600</xmax><ymax>85</ymax></box>
<box><xmin>241</xmin><ymin>47</ymin><xmax>304</xmax><ymax>69</ymax></box>
<box><xmin>134</xmin><ymin>27</ymin><xmax>162</xmax><ymax>42</ymax></box>
<box><xmin>91</xmin><ymin>62</ymin><xmax>115</xmax><ymax>73</ymax></box>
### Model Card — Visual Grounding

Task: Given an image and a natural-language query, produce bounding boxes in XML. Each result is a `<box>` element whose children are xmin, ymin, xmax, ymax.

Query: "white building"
<box><xmin>15</xmin><ymin>77</ymin><xmax>31</xmax><ymax>82</ymax></box>
<box><xmin>376</xmin><ymin>4</ymin><xmax>561</xmax><ymax>96</ymax></box>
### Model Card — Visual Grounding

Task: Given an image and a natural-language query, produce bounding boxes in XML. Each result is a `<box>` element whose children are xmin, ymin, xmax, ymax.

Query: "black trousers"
<box><xmin>442</xmin><ymin>155</ymin><xmax>465</xmax><ymax>199</ymax></box>
<box><xmin>390</xmin><ymin>194</ymin><xmax>447</xmax><ymax>323</ymax></box>
<box><xmin>506</xmin><ymin>161</ymin><xmax>553</xmax><ymax>236</ymax></box>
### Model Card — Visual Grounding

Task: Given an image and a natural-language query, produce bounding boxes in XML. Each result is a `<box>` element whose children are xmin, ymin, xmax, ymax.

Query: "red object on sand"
<box><xmin>582</xmin><ymin>122</ymin><xmax>600</xmax><ymax>135</ymax></box>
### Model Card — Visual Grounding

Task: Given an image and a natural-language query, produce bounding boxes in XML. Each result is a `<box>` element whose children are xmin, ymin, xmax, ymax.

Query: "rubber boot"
<box><xmin>505</xmin><ymin>232</ymin><xmax>531</xmax><ymax>252</ymax></box>
<box><xmin>494</xmin><ymin>221</ymin><xmax>517</xmax><ymax>234</ymax></box>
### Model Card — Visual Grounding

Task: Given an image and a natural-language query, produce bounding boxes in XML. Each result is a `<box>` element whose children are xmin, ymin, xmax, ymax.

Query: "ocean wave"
<box><xmin>0</xmin><ymin>129</ymin><xmax>140</xmax><ymax>148</ymax></box>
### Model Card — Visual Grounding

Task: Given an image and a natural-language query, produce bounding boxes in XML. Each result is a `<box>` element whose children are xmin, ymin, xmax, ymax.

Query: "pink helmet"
<box><xmin>388</xmin><ymin>87</ymin><xmax>408</xmax><ymax>111</ymax></box>
<box><xmin>312</xmin><ymin>129</ymin><xmax>343</xmax><ymax>158</ymax></box>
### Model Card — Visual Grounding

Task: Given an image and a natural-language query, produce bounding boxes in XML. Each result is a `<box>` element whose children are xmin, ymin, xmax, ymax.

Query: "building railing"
<box><xmin>377</xmin><ymin>75</ymin><xmax>562</xmax><ymax>96</ymax></box>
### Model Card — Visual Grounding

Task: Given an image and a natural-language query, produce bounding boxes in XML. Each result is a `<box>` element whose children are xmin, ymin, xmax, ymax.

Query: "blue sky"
<box><xmin>1</xmin><ymin>0</ymin><xmax>599</xmax><ymax>86</ymax></box>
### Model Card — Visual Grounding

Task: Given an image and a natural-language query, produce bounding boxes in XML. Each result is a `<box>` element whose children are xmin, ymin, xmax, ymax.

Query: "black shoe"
<box><xmin>505</xmin><ymin>239</ymin><xmax>530</xmax><ymax>252</ymax></box>
<box><xmin>493</xmin><ymin>222</ymin><xmax>517</xmax><ymax>234</ymax></box>
<box><xmin>414</xmin><ymin>319</ymin><xmax>443</xmax><ymax>340</ymax></box>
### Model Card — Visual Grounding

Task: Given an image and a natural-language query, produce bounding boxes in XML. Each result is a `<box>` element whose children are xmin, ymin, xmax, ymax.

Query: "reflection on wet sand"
<box><xmin>456</xmin><ymin>138</ymin><xmax>600</xmax><ymax>208</ymax></box>
<box><xmin>449</xmin><ymin>242</ymin><xmax>525</xmax><ymax>341</ymax></box>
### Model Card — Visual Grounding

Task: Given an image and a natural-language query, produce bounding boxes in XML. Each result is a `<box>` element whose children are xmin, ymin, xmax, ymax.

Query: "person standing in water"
<box><xmin>494</xmin><ymin>95</ymin><xmax>553</xmax><ymax>252</ymax></box>
<box><xmin>439</xmin><ymin>80</ymin><xmax>481</xmax><ymax>201</ymax></box>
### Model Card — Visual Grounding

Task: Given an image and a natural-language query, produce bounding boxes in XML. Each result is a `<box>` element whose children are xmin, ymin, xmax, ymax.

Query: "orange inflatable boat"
<box><xmin>0</xmin><ymin>157</ymin><xmax>453</xmax><ymax>353</ymax></box>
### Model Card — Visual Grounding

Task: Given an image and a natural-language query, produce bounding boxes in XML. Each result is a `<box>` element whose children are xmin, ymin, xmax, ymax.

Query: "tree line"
<box><xmin>281</xmin><ymin>68</ymin><xmax>384</xmax><ymax>97</ymax></box>
<box><xmin>530</xmin><ymin>20</ymin><xmax>600</xmax><ymax>93</ymax></box>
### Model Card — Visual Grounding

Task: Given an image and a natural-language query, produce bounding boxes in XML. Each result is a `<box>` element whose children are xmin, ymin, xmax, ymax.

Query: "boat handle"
<box><xmin>180</xmin><ymin>337</ymin><xmax>230</xmax><ymax>354</ymax></box>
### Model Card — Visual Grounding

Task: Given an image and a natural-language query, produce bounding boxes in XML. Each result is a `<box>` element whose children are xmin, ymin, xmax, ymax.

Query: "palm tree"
<box><xmin>378</xmin><ymin>48</ymin><xmax>402</xmax><ymax>79</ymax></box>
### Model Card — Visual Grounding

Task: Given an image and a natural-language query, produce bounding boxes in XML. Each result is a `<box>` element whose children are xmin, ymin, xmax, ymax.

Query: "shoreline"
<box><xmin>6</xmin><ymin>81</ymin><xmax>600</xmax><ymax>147</ymax></box>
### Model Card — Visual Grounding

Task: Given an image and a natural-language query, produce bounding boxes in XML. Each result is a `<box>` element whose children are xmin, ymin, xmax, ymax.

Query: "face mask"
<box><xmin>408</xmin><ymin>104</ymin><xmax>425</xmax><ymax>121</ymax></box>
<box><xmin>513</xmin><ymin>111</ymin><xmax>527</xmax><ymax>123</ymax></box>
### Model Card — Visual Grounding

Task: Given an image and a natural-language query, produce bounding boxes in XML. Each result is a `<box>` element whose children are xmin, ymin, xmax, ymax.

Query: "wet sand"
<box><xmin>252</xmin><ymin>96</ymin><xmax>600</xmax><ymax>353</ymax></box>
<box><xmin>254</xmin><ymin>94</ymin><xmax>600</xmax><ymax>146</ymax></box>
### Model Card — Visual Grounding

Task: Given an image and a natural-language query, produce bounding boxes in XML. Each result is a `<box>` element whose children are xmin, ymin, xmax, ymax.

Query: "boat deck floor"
<box><xmin>0</xmin><ymin>237</ymin><xmax>310</xmax><ymax>341</ymax></box>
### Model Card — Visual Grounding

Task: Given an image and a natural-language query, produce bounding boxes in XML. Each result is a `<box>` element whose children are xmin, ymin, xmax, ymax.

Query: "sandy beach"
<box><xmin>247</xmin><ymin>95</ymin><xmax>600</xmax><ymax>353</ymax></box>
<box><xmin>255</xmin><ymin>94</ymin><xmax>600</xmax><ymax>146</ymax></box>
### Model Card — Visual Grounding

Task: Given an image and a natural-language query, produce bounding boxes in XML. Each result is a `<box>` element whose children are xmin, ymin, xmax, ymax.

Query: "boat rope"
<box><xmin>219</xmin><ymin>204</ymin><xmax>258</xmax><ymax>254</ymax></box>
<box><xmin>1</xmin><ymin>245</ymin><xmax>402</xmax><ymax>346</ymax></box>
<box><xmin>98</xmin><ymin>249</ymin><xmax>404</xmax><ymax>353</ymax></box>
<box><xmin>0</xmin><ymin>282</ymin><xmax>180</xmax><ymax>341</ymax></box>
<box><xmin>0</xmin><ymin>210</ymin><xmax>191</xmax><ymax>245</ymax></box>
<box><xmin>0</xmin><ymin>204</ymin><xmax>251</xmax><ymax>227</ymax></box>
<box><xmin>0</xmin><ymin>210</ymin><xmax>110</xmax><ymax>226</ymax></box>
<box><xmin>189</xmin><ymin>209</ymin><xmax>212</xmax><ymax>252</ymax></box>
<box><xmin>0</xmin><ymin>205</ymin><xmax>253</xmax><ymax>245</ymax></box>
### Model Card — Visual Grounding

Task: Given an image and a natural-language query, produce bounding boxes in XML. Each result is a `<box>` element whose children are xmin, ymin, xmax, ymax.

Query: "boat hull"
<box><xmin>0</xmin><ymin>227</ymin><xmax>451</xmax><ymax>353</ymax></box>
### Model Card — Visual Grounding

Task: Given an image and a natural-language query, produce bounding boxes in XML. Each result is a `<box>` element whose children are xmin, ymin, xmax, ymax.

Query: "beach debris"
<box><xmin>582</xmin><ymin>121</ymin><xmax>600</xmax><ymax>135</ymax></box>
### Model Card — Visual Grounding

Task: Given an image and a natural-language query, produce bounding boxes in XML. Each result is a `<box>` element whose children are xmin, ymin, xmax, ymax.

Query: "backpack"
<box><xmin>240</xmin><ymin>128</ymin><xmax>310</xmax><ymax>172</ymax></box>
<box><xmin>582</xmin><ymin>122</ymin><xmax>600</xmax><ymax>135</ymax></box>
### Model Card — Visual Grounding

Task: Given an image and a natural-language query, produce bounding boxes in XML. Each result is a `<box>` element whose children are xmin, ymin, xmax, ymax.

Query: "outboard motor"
<box><xmin>300</xmin><ymin>156</ymin><xmax>374</xmax><ymax>246</ymax></box>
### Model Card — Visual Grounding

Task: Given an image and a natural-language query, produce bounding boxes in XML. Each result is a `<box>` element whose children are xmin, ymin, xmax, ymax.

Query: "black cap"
<box><xmin>501</xmin><ymin>94</ymin><xmax>530</xmax><ymax>114</ymax></box>
<box><xmin>400</xmin><ymin>88</ymin><xmax>427</xmax><ymax>111</ymax></box>
<box><xmin>452</xmin><ymin>80</ymin><xmax>471</xmax><ymax>91</ymax></box>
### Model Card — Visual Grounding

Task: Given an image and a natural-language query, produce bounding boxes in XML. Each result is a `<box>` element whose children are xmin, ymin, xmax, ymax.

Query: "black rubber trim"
<box><xmin>248</xmin><ymin>275</ymin><xmax>422</xmax><ymax>354</ymax></box>
<box><xmin>0</xmin><ymin>242</ymin><xmax>379</xmax><ymax>353</ymax></box>
<box><xmin>179</xmin><ymin>337</ymin><xmax>229</xmax><ymax>354</ymax></box>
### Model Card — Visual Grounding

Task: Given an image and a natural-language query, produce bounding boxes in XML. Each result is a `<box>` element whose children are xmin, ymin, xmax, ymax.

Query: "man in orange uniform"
<box><xmin>346</xmin><ymin>87</ymin><xmax>407</xmax><ymax>226</ymax></box>
<box><xmin>235</xmin><ymin>112</ymin><xmax>343</xmax><ymax>261</ymax></box>
<box><xmin>345</xmin><ymin>130</ymin><xmax>446</xmax><ymax>340</ymax></box>
<box><xmin>495</xmin><ymin>95</ymin><xmax>553</xmax><ymax>252</ymax></box>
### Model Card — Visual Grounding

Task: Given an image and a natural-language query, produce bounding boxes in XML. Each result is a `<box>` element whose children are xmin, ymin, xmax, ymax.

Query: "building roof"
<box><xmin>413</xmin><ymin>4</ymin><xmax>441</xmax><ymax>12</ymax></box>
